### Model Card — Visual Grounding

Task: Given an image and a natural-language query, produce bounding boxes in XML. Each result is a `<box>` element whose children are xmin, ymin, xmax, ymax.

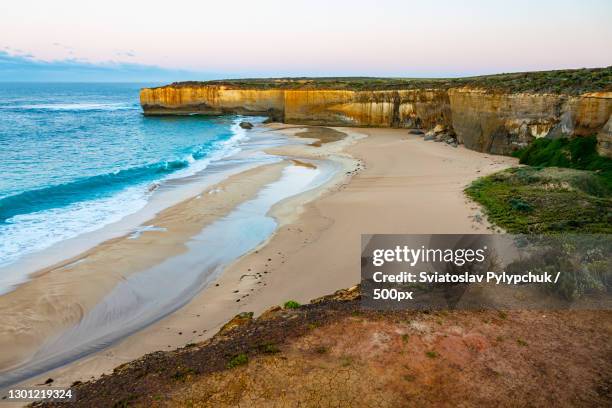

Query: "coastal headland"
<box><xmin>140</xmin><ymin>68</ymin><xmax>612</xmax><ymax>156</ymax></box>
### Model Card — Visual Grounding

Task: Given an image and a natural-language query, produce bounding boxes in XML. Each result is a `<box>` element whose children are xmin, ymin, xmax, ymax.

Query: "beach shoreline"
<box><xmin>0</xmin><ymin>123</ymin><xmax>355</xmax><ymax>390</ymax></box>
<box><xmin>2</xmin><ymin>124</ymin><xmax>517</xmax><ymax>394</ymax></box>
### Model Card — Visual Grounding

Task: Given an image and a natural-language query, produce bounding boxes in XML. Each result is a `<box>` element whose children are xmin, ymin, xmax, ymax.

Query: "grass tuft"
<box><xmin>227</xmin><ymin>354</ymin><xmax>248</xmax><ymax>369</ymax></box>
<box><xmin>517</xmin><ymin>339</ymin><xmax>528</xmax><ymax>347</ymax></box>
<box><xmin>283</xmin><ymin>300</ymin><xmax>301</xmax><ymax>309</ymax></box>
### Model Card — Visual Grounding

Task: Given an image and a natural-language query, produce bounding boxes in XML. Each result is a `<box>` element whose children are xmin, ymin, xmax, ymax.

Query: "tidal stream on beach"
<box><xmin>0</xmin><ymin>156</ymin><xmax>338</xmax><ymax>388</ymax></box>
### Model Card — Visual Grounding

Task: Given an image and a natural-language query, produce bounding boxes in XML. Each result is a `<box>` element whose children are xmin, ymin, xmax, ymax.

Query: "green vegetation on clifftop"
<box><xmin>165</xmin><ymin>66</ymin><xmax>612</xmax><ymax>94</ymax></box>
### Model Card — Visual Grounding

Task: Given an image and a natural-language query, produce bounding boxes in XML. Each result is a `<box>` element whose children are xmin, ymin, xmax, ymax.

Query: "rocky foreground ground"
<box><xmin>34</xmin><ymin>286</ymin><xmax>611</xmax><ymax>407</ymax></box>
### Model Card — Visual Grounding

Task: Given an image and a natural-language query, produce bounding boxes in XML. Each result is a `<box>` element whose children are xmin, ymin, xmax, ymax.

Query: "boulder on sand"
<box><xmin>239</xmin><ymin>121</ymin><xmax>254</xmax><ymax>129</ymax></box>
<box><xmin>431</xmin><ymin>132</ymin><xmax>448</xmax><ymax>142</ymax></box>
<box><xmin>424</xmin><ymin>131</ymin><xmax>436</xmax><ymax>141</ymax></box>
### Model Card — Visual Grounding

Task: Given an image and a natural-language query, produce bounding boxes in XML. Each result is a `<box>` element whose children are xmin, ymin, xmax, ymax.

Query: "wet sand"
<box><xmin>0</xmin><ymin>163</ymin><xmax>289</xmax><ymax>375</ymax></box>
<box><xmin>6</xmin><ymin>125</ymin><xmax>516</xmax><ymax>393</ymax></box>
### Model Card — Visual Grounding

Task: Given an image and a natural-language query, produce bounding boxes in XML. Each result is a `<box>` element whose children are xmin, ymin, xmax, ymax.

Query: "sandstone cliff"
<box><xmin>447</xmin><ymin>89</ymin><xmax>612</xmax><ymax>154</ymax></box>
<box><xmin>140</xmin><ymin>86</ymin><xmax>285</xmax><ymax>120</ymax></box>
<box><xmin>140</xmin><ymin>82</ymin><xmax>612</xmax><ymax>156</ymax></box>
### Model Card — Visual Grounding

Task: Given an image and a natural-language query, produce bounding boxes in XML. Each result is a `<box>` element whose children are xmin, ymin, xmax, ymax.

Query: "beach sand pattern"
<box><xmin>2</xmin><ymin>124</ymin><xmax>517</xmax><ymax>391</ymax></box>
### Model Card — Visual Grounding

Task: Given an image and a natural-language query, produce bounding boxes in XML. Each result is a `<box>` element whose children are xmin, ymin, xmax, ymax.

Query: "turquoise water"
<box><xmin>0</xmin><ymin>162</ymin><xmax>338</xmax><ymax>388</ymax></box>
<box><xmin>0</xmin><ymin>83</ymin><xmax>256</xmax><ymax>267</ymax></box>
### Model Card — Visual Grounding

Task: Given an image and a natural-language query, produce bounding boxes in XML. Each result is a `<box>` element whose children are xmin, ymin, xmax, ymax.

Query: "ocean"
<box><xmin>0</xmin><ymin>83</ymin><xmax>260</xmax><ymax>272</ymax></box>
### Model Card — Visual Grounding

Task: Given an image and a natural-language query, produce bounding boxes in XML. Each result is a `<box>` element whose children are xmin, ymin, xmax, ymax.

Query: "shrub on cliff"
<box><xmin>504</xmin><ymin>235</ymin><xmax>611</xmax><ymax>300</ymax></box>
<box><xmin>227</xmin><ymin>353</ymin><xmax>248</xmax><ymax>369</ymax></box>
<box><xmin>283</xmin><ymin>300</ymin><xmax>301</xmax><ymax>309</ymax></box>
<box><xmin>514</xmin><ymin>135</ymin><xmax>612</xmax><ymax>190</ymax></box>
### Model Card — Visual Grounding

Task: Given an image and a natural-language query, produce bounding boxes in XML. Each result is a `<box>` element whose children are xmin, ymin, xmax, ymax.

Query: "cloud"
<box><xmin>0</xmin><ymin>51</ymin><xmax>218</xmax><ymax>82</ymax></box>
<box><xmin>52</xmin><ymin>42</ymin><xmax>74</xmax><ymax>51</ymax></box>
<box><xmin>115</xmin><ymin>50</ymin><xmax>136</xmax><ymax>58</ymax></box>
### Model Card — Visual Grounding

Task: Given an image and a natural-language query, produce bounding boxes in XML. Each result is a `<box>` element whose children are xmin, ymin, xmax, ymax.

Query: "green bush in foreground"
<box><xmin>283</xmin><ymin>300</ymin><xmax>301</xmax><ymax>309</ymax></box>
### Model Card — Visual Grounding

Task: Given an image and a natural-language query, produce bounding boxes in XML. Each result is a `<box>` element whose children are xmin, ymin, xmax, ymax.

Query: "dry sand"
<box><xmin>9</xmin><ymin>126</ymin><xmax>516</xmax><ymax>392</ymax></box>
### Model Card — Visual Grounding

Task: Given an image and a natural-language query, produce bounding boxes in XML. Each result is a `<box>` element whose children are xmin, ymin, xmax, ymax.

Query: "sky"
<box><xmin>0</xmin><ymin>0</ymin><xmax>610</xmax><ymax>81</ymax></box>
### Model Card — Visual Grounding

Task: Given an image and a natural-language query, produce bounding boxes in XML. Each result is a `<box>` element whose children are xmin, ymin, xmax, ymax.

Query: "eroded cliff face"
<box><xmin>140</xmin><ymin>85</ymin><xmax>612</xmax><ymax>157</ymax></box>
<box><xmin>449</xmin><ymin>89</ymin><xmax>612</xmax><ymax>154</ymax></box>
<box><xmin>140</xmin><ymin>86</ymin><xmax>285</xmax><ymax>120</ymax></box>
<box><xmin>282</xmin><ymin>89</ymin><xmax>450</xmax><ymax>130</ymax></box>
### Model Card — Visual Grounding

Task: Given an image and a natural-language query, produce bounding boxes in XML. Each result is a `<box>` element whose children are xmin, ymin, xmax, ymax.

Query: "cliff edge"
<box><xmin>33</xmin><ymin>286</ymin><xmax>611</xmax><ymax>407</ymax></box>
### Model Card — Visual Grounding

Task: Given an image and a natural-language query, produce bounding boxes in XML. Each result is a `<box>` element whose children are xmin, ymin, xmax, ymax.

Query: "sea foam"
<box><xmin>0</xmin><ymin>118</ymin><xmax>253</xmax><ymax>273</ymax></box>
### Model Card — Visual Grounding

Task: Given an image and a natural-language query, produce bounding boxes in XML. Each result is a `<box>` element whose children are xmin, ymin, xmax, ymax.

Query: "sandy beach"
<box><xmin>4</xmin><ymin>124</ymin><xmax>517</xmax><ymax>392</ymax></box>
